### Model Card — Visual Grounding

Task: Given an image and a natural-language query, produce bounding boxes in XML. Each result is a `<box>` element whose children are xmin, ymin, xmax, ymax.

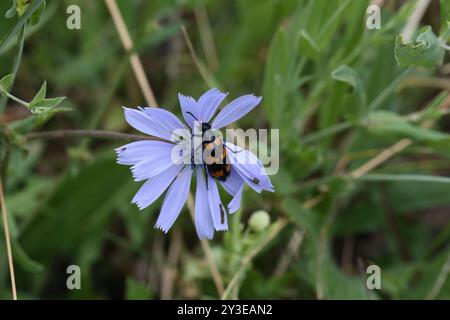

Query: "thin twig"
<box><xmin>194</xmin><ymin>6</ymin><xmax>219</xmax><ymax>70</ymax></box>
<box><xmin>273</xmin><ymin>228</ymin><xmax>305</xmax><ymax>277</ymax></box>
<box><xmin>221</xmin><ymin>219</ymin><xmax>288</xmax><ymax>300</ymax></box>
<box><xmin>0</xmin><ymin>174</ymin><xmax>17</xmax><ymax>300</ymax></box>
<box><xmin>180</xmin><ymin>25</ymin><xmax>215</xmax><ymax>88</ymax></box>
<box><xmin>426</xmin><ymin>250</ymin><xmax>450</xmax><ymax>300</ymax></box>
<box><xmin>104</xmin><ymin>0</ymin><xmax>158</xmax><ymax>107</ymax></box>
<box><xmin>25</xmin><ymin>129</ymin><xmax>164</xmax><ymax>142</ymax></box>
<box><xmin>350</xmin><ymin>139</ymin><xmax>412</xmax><ymax>178</ymax></box>
<box><xmin>401</xmin><ymin>0</ymin><xmax>431</xmax><ymax>42</ymax></box>
<box><xmin>160</xmin><ymin>228</ymin><xmax>183</xmax><ymax>299</ymax></box>
<box><xmin>399</xmin><ymin>76</ymin><xmax>450</xmax><ymax>91</ymax></box>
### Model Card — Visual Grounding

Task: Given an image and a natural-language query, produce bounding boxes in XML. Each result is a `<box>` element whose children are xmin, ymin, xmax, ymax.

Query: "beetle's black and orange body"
<box><xmin>201</xmin><ymin>123</ymin><xmax>230</xmax><ymax>182</ymax></box>
<box><xmin>186</xmin><ymin>111</ymin><xmax>232</xmax><ymax>187</ymax></box>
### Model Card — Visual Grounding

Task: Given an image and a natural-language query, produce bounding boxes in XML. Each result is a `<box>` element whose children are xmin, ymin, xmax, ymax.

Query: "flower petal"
<box><xmin>198</xmin><ymin>88</ymin><xmax>228</xmax><ymax>123</ymax></box>
<box><xmin>228</xmin><ymin>185</ymin><xmax>244</xmax><ymax>214</ymax></box>
<box><xmin>178</xmin><ymin>94</ymin><xmax>199</xmax><ymax>129</ymax></box>
<box><xmin>211</xmin><ymin>94</ymin><xmax>262</xmax><ymax>129</ymax></box>
<box><xmin>131</xmin><ymin>145</ymin><xmax>175</xmax><ymax>181</ymax></box>
<box><xmin>139</xmin><ymin>107</ymin><xmax>187</xmax><ymax>140</ymax></box>
<box><xmin>131</xmin><ymin>165</ymin><xmax>183</xmax><ymax>210</ymax></box>
<box><xmin>195</xmin><ymin>168</ymin><xmax>215</xmax><ymax>240</ymax></box>
<box><xmin>155</xmin><ymin>166</ymin><xmax>192</xmax><ymax>233</ymax></box>
<box><xmin>225</xmin><ymin>142</ymin><xmax>274</xmax><ymax>193</ymax></box>
<box><xmin>116</xmin><ymin>140</ymin><xmax>174</xmax><ymax>165</ymax></box>
<box><xmin>219</xmin><ymin>169</ymin><xmax>244</xmax><ymax>196</ymax></box>
<box><xmin>123</xmin><ymin>107</ymin><xmax>174</xmax><ymax>141</ymax></box>
<box><xmin>207</xmin><ymin>178</ymin><xmax>228</xmax><ymax>231</ymax></box>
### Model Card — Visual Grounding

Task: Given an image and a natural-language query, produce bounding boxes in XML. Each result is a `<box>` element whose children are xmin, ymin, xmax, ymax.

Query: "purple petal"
<box><xmin>178</xmin><ymin>94</ymin><xmax>199</xmax><ymax>129</ymax></box>
<box><xmin>195</xmin><ymin>169</ymin><xmax>215</xmax><ymax>240</ymax></box>
<box><xmin>198</xmin><ymin>88</ymin><xmax>227</xmax><ymax>123</ymax></box>
<box><xmin>228</xmin><ymin>185</ymin><xmax>244</xmax><ymax>214</ymax></box>
<box><xmin>116</xmin><ymin>140</ymin><xmax>174</xmax><ymax>165</ymax></box>
<box><xmin>132</xmin><ymin>165</ymin><xmax>183</xmax><ymax>210</ymax></box>
<box><xmin>225</xmin><ymin>142</ymin><xmax>274</xmax><ymax>193</ymax></box>
<box><xmin>131</xmin><ymin>145</ymin><xmax>175</xmax><ymax>181</ymax></box>
<box><xmin>207</xmin><ymin>178</ymin><xmax>228</xmax><ymax>231</ymax></box>
<box><xmin>139</xmin><ymin>107</ymin><xmax>187</xmax><ymax>140</ymax></box>
<box><xmin>211</xmin><ymin>94</ymin><xmax>262</xmax><ymax>129</ymax></box>
<box><xmin>155</xmin><ymin>166</ymin><xmax>192</xmax><ymax>233</ymax></box>
<box><xmin>123</xmin><ymin>107</ymin><xmax>175</xmax><ymax>141</ymax></box>
<box><xmin>219</xmin><ymin>169</ymin><xmax>244</xmax><ymax>196</ymax></box>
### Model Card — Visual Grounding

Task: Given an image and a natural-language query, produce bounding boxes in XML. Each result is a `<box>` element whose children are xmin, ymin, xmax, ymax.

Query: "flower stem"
<box><xmin>25</xmin><ymin>129</ymin><xmax>168</xmax><ymax>142</ymax></box>
<box><xmin>0</xmin><ymin>174</ymin><xmax>17</xmax><ymax>300</ymax></box>
<box><xmin>3</xmin><ymin>91</ymin><xmax>29</xmax><ymax>108</ymax></box>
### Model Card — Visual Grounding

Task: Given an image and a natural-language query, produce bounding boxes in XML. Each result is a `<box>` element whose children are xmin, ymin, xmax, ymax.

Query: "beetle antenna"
<box><xmin>208</xmin><ymin>107</ymin><xmax>223</xmax><ymax>125</ymax></box>
<box><xmin>186</xmin><ymin>111</ymin><xmax>200</xmax><ymax>122</ymax></box>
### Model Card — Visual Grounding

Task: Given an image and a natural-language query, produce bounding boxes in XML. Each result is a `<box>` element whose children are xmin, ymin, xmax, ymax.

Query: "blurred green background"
<box><xmin>0</xmin><ymin>0</ymin><xmax>449</xmax><ymax>299</ymax></box>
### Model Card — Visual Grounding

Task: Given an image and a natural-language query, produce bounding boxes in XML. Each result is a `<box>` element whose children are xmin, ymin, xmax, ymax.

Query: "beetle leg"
<box><xmin>204</xmin><ymin>165</ymin><xmax>209</xmax><ymax>190</ymax></box>
<box><xmin>224</xmin><ymin>143</ymin><xmax>244</xmax><ymax>154</ymax></box>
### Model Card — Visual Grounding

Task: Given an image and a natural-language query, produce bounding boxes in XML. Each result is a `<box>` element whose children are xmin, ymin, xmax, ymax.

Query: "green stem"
<box><xmin>0</xmin><ymin>23</ymin><xmax>27</xmax><ymax>114</ymax></box>
<box><xmin>0</xmin><ymin>0</ymin><xmax>44</xmax><ymax>52</ymax></box>
<box><xmin>368</xmin><ymin>67</ymin><xmax>414</xmax><ymax>110</ymax></box>
<box><xmin>354</xmin><ymin>173</ymin><xmax>450</xmax><ymax>184</ymax></box>
<box><xmin>2</xmin><ymin>91</ymin><xmax>29</xmax><ymax>108</ymax></box>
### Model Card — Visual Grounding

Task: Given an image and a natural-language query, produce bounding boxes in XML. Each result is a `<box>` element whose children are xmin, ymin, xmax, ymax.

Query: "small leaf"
<box><xmin>29</xmin><ymin>0</ymin><xmax>45</xmax><ymax>25</ymax></box>
<box><xmin>5</xmin><ymin>1</ymin><xmax>17</xmax><ymax>19</ymax></box>
<box><xmin>29</xmin><ymin>96</ymin><xmax>65</xmax><ymax>116</ymax></box>
<box><xmin>0</xmin><ymin>74</ymin><xmax>14</xmax><ymax>92</ymax></box>
<box><xmin>331</xmin><ymin>65</ymin><xmax>367</xmax><ymax>121</ymax></box>
<box><xmin>298</xmin><ymin>30</ymin><xmax>319</xmax><ymax>60</ymax></box>
<box><xmin>394</xmin><ymin>26</ymin><xmax>445</xmax><ymax>68</ymax></box>
<box><xmin>33</xmin><ymin>96</ymin><xmax>65</xmax><ymax>109</ymax></box>
<box><xmin>30</xmin><ymin>81</ymin><xmax>47</xmax><ymax>104</ymax></box>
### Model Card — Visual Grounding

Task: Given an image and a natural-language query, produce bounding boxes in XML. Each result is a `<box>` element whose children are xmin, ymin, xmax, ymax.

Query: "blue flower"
<box><xmin>116</xmin><ymin>88</ymin><xmax>274</xmax><ymax>239</ymax></box>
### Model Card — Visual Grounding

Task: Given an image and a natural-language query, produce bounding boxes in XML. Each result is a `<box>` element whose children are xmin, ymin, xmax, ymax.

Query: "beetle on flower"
<box><xmin>115</xmin><ymin>88</ymin><xmax>274</xmax><ymax>239</ymax></box>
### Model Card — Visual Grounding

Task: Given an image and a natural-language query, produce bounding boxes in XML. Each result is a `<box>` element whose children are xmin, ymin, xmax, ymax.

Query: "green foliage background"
<box><xmin>0</xmin><ymin>0</ymin><xmax>449</xmax><ymax>299</ymax></box>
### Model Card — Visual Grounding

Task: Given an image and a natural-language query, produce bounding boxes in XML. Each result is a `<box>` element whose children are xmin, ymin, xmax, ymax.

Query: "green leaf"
<box><xmin>31</xmin><ymin>81</ymin><xmax>46</xmax><ymax>104</ymax></box>
<box><xmin>263</xmin><ymin>28</ymin><xmax>290</xmax><ymax>125</ymax></box>
<box><xmin>32</xmin><ymin>97</ymin><xmax>65</xmax><ymax>110</ymax></box>
<box><xmin>29</xmin><ymin>97</ymin><xmax>66</xmax><ymax>118</ymax></box>
<box><xmin>394</xmin><ymin>26</ymin><xmax>445</xmax><ymax>68</ymax></box>
<box><xmin>0</xmin><ymin>74</ymin><xmax>14</xmax><ymax>92</ymax></box>
<box><xmin>365</xmin><ymin>111</ymin><xmax>450</xmax><ymax>142</ymax></box>
<box><xmin>0</xmin><ymin>0</ymin><xmax>45</xmax><ymax>52</ymax></box>
<box><xmin>29</xmin><ymin>0</ymin><xmax>46</xmax><ymax>25</ymax></box>
<box><xmin>331</xmin><ymin>65</ymin><xmax>367</xmax><ymax>121</ymax></box>
<box><xmin>27</xmin><ymin>81</ymin><xmax>65</xmax><ymax>117</ymax></box>
<box><xmin>298</xmin><ymin>30</ymin><xmax>319</xmax><ymax>60</ymax></box>
<box><xmin>5</xmin><ymin>1</ymin><xmax>17</xmax><ymax>18</ymax></box>
<box><xmin>13</xmin><ymin>239</ymin><xmax>44</xmax><ymax>273</ymax></box>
